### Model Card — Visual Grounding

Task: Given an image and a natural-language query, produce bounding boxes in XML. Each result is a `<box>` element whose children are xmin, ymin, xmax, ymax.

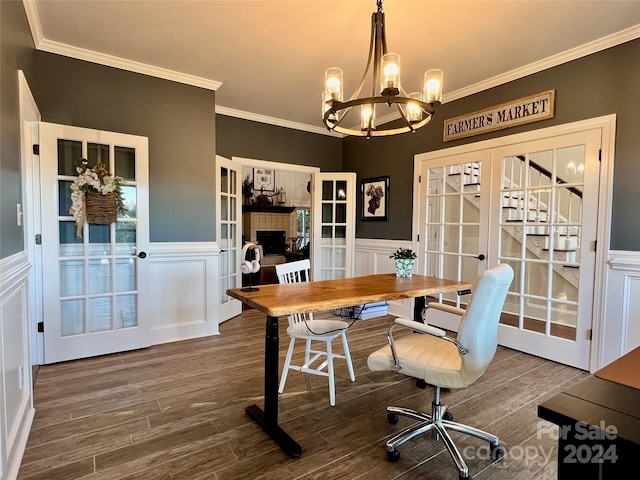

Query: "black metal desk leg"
<box><xmin>414</xmin><ymin>296</ymin><xmax>426</xmax><ymax>323</ymax></box>
<box><xmin>245</xmin><ymin>314</ymin><xmax>302</xmax><ymax>458</ymax></box>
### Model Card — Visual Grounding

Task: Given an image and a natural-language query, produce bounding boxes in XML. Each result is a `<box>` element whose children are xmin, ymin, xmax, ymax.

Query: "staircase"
<box><xmin>446</xmin><ymin>156</ymin><xmax>582</xmax><ymax>291</ymax></box>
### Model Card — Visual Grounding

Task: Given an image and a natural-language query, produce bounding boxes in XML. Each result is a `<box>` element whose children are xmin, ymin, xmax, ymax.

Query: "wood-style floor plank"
<box><xmin>19</xmin><ymin>310</ymin><xmax>584</xmax><ymax>479</ymax></box>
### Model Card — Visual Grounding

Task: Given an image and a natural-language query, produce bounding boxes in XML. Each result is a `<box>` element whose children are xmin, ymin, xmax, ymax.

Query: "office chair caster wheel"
<box><xmin>458</xmin><ymin>475</ymin><xmax>474</xmax><ymax>480</ymax></box>
<box><xmin>387</xmin><ymin>413</ymin><xmax>399</xmax><ymax>424</ymax></box>
<box><xmin>416</xmin><ymin>379</ymin><xmax>427</xmax><ymax>389</ymax></box>
<box><xmin>490</xmin><ymin>443</ymin><xmax>506</xmax><ymax>460</ymax></box>
<box><xmin>443</xmin><ymin>411</ymin><xmax>454</xmax><ymax>421</ymax></box>
<box><xmin>387</xmin><ymin>449</ymin><xmax>400</xmax><ymax>462</ymax></box>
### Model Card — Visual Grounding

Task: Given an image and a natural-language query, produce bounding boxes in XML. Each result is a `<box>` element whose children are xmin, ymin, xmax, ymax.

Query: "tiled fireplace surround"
<box><xmin>243</xmin><ymin>211</ymin><xmax>292</xmax><ymax>265</ymax></box>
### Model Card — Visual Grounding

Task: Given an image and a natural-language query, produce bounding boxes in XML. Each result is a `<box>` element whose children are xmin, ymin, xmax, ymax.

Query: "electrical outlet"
<box><xmin>17</xmin><ymin>203</ymin><xmax>23</xmax><ymax>227</ymax></box>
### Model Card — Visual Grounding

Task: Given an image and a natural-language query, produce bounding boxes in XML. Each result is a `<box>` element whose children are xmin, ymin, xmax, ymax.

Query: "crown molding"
<box><xmin>215</xmin><ymin>106</ymin><xmax>344</xmax><ymax>137</ymax></box>
<box><xmin>444</xmin><ymin>24</ymin><xmax>640</xmax><ymax>103</ymax></box>
<box><xmin>22</xmin><ymin>0</ymin><xmax>221</xmax><ymax>91</ymax></box>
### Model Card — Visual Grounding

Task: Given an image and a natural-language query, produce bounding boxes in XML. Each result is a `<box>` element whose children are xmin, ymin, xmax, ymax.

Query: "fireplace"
<box><xmin>257</xmin><ymin>230</ymin><xmax>287</xmax><ymax>256</ymax></box>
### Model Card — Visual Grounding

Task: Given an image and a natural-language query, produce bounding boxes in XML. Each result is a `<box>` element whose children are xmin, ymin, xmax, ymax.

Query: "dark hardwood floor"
<box><xmin>18</xmin><ymin>310</ymin><xmax>587</xmax><ymax>479</ymax></box>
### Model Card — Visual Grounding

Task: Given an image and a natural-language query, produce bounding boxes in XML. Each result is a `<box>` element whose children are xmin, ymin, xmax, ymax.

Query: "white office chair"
<box><xmin>275</xmin><ymin>259</ymin><xmax>355</xmax><ymax>406</ymax></box>
<box><xmin>368</xmin><ymin>264</ymin><xmax>514</xmax><ymax>480</ymax></box>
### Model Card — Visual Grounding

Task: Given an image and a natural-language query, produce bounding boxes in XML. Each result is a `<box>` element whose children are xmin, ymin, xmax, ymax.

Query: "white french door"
<box><xmin>491</xmin><ymin>130</ymin><xmax>600</xmax><ymax>369</ymax></box>
<box><xmin>311</xmin><ymin>172</ymin><xmax>357</xmax><ymax>279</ymax></box>
<box><xmin>215</xmin><ymin>155</ymin><xmax>242</xmax><ymax>322</ymax></box>
<box><xmin>39</xmin><ymin>123</ymin><xmax>150</xmax><ymax>364</ymax></box>
<box><xmin>416</xmin><ymin>127</ymin><xmax>602</xmax><ymax>370</ymax></box>
<box><xmin>418</xmin><ymin>149</ymin><xmax>492</xmax><ymax>294</ymax></box>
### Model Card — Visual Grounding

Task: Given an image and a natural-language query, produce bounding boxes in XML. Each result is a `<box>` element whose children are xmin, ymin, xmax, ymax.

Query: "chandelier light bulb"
<box><xmin>406</xmin><ymin>92</ymin><xmax>423</xmax><ymax>122</ymax></box>
<box><xmin>381</xmin><ymin>53</ymin><xmax>401</xmax><ymax>92</ymax></box>
<box><xmin>361</xmin><ymin>104</ymin><xmax>375</xmax><ymax>131</ymax></box>
<box><xmin>325</xmin><ymin>67</ymin><xmax>343</xmax><ymax>101</ymax></box>
<box><xmin>424</xmin><ymin>69</ymin><xmax>444</xmax><ymax>103</ymax></box>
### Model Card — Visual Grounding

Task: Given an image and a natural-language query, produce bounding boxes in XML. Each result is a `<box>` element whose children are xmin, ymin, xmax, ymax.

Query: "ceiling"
<box><xmin>25</xmin><ymin>0</ymin><xmax>640</xmax><ymax>135</ymax></box>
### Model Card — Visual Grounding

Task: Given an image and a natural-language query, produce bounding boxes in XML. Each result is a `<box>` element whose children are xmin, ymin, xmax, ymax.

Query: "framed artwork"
<box><xmin>361</xmin><ymin>176</ymin><xmax>389</xmax><ymax>221</ymax></box>
<box><xmin>253</xmin><ymin>167</ymin><xmax>275</xmax><ymax>192</ymax></box>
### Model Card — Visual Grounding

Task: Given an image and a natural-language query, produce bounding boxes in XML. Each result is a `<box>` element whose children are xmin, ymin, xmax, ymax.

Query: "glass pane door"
<box><xmin>491</xmin><ymin>129</ymin><xmax>600</xmax><ymax>369</ymax></box>
<box><xmin>312</xmin><ymin>173</ymin><xmax>356</xmax><ymax>280</ymax></box>
<box><xmin>216</xmin><ymin>155</ymin><xmax>242</xmax><ymax>322</ymax></box>
<box><xmin>40</xmin><ymin>123</ymin><xmax>150</xmax><ymax>363</ymax></box>
<box><xmin>419</xmin><ymin>150</ymin><xmax>492</xmax><ymax>307</ymax></box>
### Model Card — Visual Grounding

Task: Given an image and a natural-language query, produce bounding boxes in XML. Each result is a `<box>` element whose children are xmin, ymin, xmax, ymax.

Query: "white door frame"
<box><xmin>413</xmin><ymin>115</ymin><xmax>616</xmax><ymax>372</ymax></box>
<box><xmin>19</xmin><ymin>71</ymin><xmax>43</xmax><ymax>365</ymax></box>
<box><xmin>232</xmin><ymin>156</ymin><xmax>320</xmax><ymax>260</ymax></box>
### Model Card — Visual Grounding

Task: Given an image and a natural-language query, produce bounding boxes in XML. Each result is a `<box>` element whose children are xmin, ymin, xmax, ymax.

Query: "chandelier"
<box><xmin>322</xmin><ymin>0</ymin><xmax>443</xmax><ymax>138</ymax></box>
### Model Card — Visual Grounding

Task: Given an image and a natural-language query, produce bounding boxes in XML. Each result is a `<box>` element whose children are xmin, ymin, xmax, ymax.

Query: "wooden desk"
<box><xmin>227</xmin><ymin>274</ymin><xmax>472</xmax><ymax>458</ymax></box>
<box><xmin>538</xmin><ymin>347</ymin><xmax>640</xmax><ymax>479</ymax></box>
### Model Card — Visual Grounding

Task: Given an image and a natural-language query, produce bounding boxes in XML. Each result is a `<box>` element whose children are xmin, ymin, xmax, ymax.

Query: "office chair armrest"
<box><xmin>426</xmin><ymin>302</ymin><xmax>465</xmax><ymax>317</ymax></box>
<box><xmin>394</xmin><ymin>317</ymin><xmax>446</xmax><ymax>337</ymax></box>
<box><xmin>387</xmin><ymin>317</ymin><xmax>468</xmax><ymax>371</ymax></box>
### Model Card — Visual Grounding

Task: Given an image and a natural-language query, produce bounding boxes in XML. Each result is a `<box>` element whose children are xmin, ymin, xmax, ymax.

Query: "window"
<box><xmin>294</xmin><ymin>208</ymin><xmax>310</xmax><ymax>251</ymax></box>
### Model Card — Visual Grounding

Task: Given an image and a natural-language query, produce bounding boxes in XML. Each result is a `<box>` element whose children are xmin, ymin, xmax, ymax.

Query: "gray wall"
<box><xmin>0</xmin><ymin>0</ymin><xmax>35</xmax><ymax>258</ymax></box>
<box><xmin>29</xmin><ymin>52</ymin><xmax>217</xmax><ymax>243</ymax></box>
<box><xmin>345</xmin><ymin>39</ymin><xmax>640</xmax><ymax>251</ymax></box>
<box><xmin>216</xmin><ymin>115</ymin><xmax>343</xmax><ymax>171</ymax></box>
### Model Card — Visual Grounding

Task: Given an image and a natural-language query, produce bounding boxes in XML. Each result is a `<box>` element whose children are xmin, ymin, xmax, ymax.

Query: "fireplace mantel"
<box><xmin>242</xmin><ymin>205</ymin><xmax>296</xmax><ymax>214</ymax></box>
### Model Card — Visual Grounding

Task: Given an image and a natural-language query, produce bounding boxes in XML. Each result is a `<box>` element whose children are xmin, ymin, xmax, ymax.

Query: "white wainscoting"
<box><xmin>148</xmin><ymin>242</ymin><xmax>220</xmax><ymax>345</ymax></box>
<box><xmin>0</xmin><ymin>252</ymin><xmax>34</xmax><ymax>480</ymax></box>
<box><xmin>598</xmin><ymin>250</ymin><xmax>640</xmax><ymax>368</ymax></box>
<box><xmin>355</xmin><ymin>238</ymin><xmax>413</xmax><ymax>319</ymax></box>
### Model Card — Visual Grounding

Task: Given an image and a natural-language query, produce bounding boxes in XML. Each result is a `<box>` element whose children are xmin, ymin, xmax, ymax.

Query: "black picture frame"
<box><xmin>361</xmin><ymin>176</ymin><xmax>389</xmax><ymax>221</ymax></box>
<box><xmin>253</xmin><ymin>167</ymin><xmax>275</xmax><ymax>192</ymax></box>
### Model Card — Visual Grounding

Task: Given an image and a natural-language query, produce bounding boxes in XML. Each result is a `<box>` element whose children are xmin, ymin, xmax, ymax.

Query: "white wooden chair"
<box><xmin>275</xmin><ymin>259</ymin><xmax>355</xmax><ymax>406</ymax></box>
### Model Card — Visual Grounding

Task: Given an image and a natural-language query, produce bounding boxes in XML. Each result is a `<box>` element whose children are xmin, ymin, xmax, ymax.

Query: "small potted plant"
<box><xmin>390</xmin><ymin>248</ymin><xmax>417</xmax><ymax>278</ymax></box>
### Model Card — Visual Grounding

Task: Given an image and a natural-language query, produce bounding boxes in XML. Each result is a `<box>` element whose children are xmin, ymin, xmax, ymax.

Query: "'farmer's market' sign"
<box><xmin>443</xmin><ymin>90</ymin><xmax>555</xmax><ymax>142</ymax></box>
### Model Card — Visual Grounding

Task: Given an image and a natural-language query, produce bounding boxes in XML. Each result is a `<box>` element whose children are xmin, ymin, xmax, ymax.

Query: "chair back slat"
<box><xmin>275</xmin><ymin>259</ymin><xmax>313</xmax><ymax>326</ymax></box>
<box><xmin>275</xmin><ymin>259</ymin><xmax>311</xmax><ymax>284</ymax></box>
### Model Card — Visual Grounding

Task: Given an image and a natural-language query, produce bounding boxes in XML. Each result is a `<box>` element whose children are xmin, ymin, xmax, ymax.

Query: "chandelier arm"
<box><xmin>330</xmin><ymin>97</ymin><xmax>438</xmax><ymax>112</ymax></box>
<box><xmin>380</xmin><ymin>11</ymin><xmax>389</xmax><ymax>55</ymax></box>
<box><xmin>324</xmin><ymin>96</ymin><xmax>439</xmax><ymax>134</ymax></box>
<box><xmin>324</xmin><ymin>105</ymin><xmax>353</xmax><ymax>129</ymax></box>
<box><xmin>349</xmin><ymin>12</ymin><xmax>378</xmax><ymax>101</ymax></box>
<box><xmin>372</xmin><ymin>11</ymin><xmax>385</xmax><ymax>98</ymax></box>
<box><xmin>328</xmin><ymin>115</ymin><xmax>433</xmax><ymax>137</ymax></box>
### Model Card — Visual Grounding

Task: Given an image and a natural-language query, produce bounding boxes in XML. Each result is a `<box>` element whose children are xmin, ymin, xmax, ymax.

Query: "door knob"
<box><xmin>135</xmin><ymin>251</ymin><xmax>147</xmax><ymax>259</ymax></box>
<box><xmin>475</xmin><ymin>254</ymin><xmax>486</xmax><ymax>261</ymax></box>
